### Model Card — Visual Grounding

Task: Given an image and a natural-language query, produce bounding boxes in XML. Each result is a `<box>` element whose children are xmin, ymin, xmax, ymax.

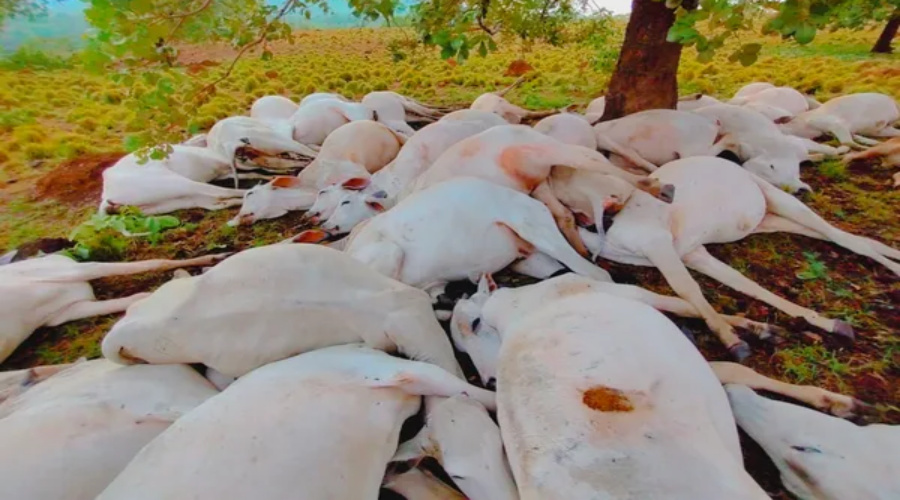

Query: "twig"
<box><xmin>477</xmin><ymin>0</ymin><xmax>498</xmax><ymax>35</ymax></box>
<box><xmin>197</xmin><ymin>0</ymin><xmax>296</xmax><ymax>96</ymax></box>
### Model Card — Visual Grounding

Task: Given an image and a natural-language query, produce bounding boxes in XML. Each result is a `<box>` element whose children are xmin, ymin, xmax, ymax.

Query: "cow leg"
<box><xmin>532</xmin><ymin>181</ymin><xmax>589</xmax><ymax>257</ymax></box>
<box><xmin>365</xmin><ymin>355</ymin><xmax>496</xmax><ymax>410</ymax></box>
<box><xmin>752</xmin><ymin>179</ymin><xmax>900</xmax><ymax>274</ymax></box>
<box><xmin>797</xmin><ymin>137</ymin><xmax>848</xmax><ymax>156</ymax></box>
<box><xmin>595</xmin><ymin>282</ymin><xmax>784</xmax><ymax>343</ymax></box>
<box><xmin>46</xmin><ymin>293</ymin><xmax>151</xmax><ymax>326</ymax></box>
<box><xmin>870</xmin><ymin>126</ymin><xmax>900</xmax><ymax>138</ymax></box>
<box><xmin>641</xmin><ymin>242</ymin><xmax>749</xmax><ymax>359</ymax></box>
<box><xmin>754</xmin><ymin>214</ymin><xmax>900</xmax><ymax>261</ymax></box>
<box><xmin>852</xmin><ymin>134</ymin><xmax>882</xmax><ymax>146</ymax></box>
<box><xmin>594</xmin><ymin>133</ymin><xmax>657</xmax><ymax>172</ymax></box>
<box><xmin>33</xmin><ymin>254</ymin><xmax>227</xmax><ymax>282</ymax></box>
<box><xmin>710</xmin><ymin>362</ymin><xmax>866</xmax><ymax>418</ymax></box>
<box><xmin>682</xmin><ymin>246</ymin><xmax>853</xmax><ymax>339</ymax></box>
<box><xmin>511</xmin><ymin>252</ymin><xmax>565</xmax><ymax>279</ymax></box>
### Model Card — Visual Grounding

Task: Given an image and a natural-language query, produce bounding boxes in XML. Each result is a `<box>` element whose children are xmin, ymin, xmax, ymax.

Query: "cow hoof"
<box><xmin>832</xmin><ymin>320</ymin><xmax>855</xmax><ymax>341</ymax></box>
<box><xmin>729</xmin><ymin>342</ymin><xmax>752</xmax><ymax>363</ymax></box>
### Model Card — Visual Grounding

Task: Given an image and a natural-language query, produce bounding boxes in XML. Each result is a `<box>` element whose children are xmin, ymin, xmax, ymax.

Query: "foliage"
<box><xmin>0</xmin><ymin>43</ymin><xmax>72</xmax><ymax>70</ymax></box>
<box><xmin>65</xmin><ymin>207</ymin><xmax>180</xmax><ymax>261</ymax></box>
<box><xmin>796</xmin><ymin>251</ymin><xmax>829</xmax><ymax>280</ymax></box>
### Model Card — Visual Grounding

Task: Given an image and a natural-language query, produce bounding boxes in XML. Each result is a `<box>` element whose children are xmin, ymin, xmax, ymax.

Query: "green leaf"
<box><xmin>440</xmin><ymin>44</ymin><xmax>455</xmax><ymax>60</ymax></box>
<box><xmin>261</xmin><ymin>50</ymin><xmax>273</xmax><ymax>61</ymax></box>
<box><xmin>123</xmin><ymin>135</ymin><xmax>142</xmax><ymax>152</ymax></box>
<box><xmin>795</xmin><ymin>23</ymin><xmax>816</xmax><ymax>44</ymax></box>
<box><xmin>697</xmin><ymin>49</ymin><xmax>714</xmax><ymax>63</ymax></box>
<box><xmin>478</xmin><ymin>41</ymin><xmax>488</xmax><ymax>57</ymax></box>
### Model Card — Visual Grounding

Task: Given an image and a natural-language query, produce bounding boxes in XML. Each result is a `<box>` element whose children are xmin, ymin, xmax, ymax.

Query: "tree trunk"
<box><xmin>601</xmin><ymin>0</ymin><xmax>682</xmax><ymax>121</ymax></box>
<box><xmin>872</xmin><ymin>11</ymin><xmax>899</xmax><ymax>54</ymax></box>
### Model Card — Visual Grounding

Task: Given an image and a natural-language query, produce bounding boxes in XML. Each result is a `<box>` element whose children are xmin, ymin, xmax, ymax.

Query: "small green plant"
<box><xmin>796</xmin><ymin>251</ymin><xmax>829</xmax><ymax>281</ymax></box>
<box><xmin>65</xmin><ymin>207</ymin><xmax>180</xmax><ymax>261</ymax></box>
<box><xmin>817</xmin><ymin>159</ymin><xmax>848</xmax><ymax>180</ymax></box>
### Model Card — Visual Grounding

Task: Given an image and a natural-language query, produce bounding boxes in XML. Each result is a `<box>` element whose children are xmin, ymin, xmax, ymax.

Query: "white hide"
<box><xmin>299</xmin><ymin>92</ymin><xmax>350</xmax><ymax>106</ymax></box>
<box><xmin>318</xmin><ymin>119</ymin><xmax>494</xmax><ymax>232</ymax></box>
<box><xmin>97</xmin><ymin>345</ymin><xmax>495</xmax><ymax>500</ymax></box>
<box><xmin>533</xmin><ymin>113</ymin><xmax>597</xmax><ymax>149</ymax></box>
<box><xmin>470</xmin><ymin>93</ymin><xmax>555</xmax><ymax>124</ymax></box>
<box><xmin>733</xmin><ymin>82</ymin><xmax>776</xmax><ymax>100</ymax></box>
<box><xmin>102</xmin><ymin>244</ymin><xmax>463</xmax><ymax>377</ymax></box>
<box><xmin>493</xmin><ymin>291</ymin><xmax>767</xmax><ymax>499</ymax></box>
<box><xmin>393</xmin><ymin>396</ymin><xmax>519</xmax><ymax>500</ymax></box>
<box><xmin>779</xmin><ymin>92</ymin><xmax>900</xmax><ymax>147</ymax></box>
<box><xmin>289</xmin><ymin>98</ymin><xmax>374</xmax><ymax>145</ymax></box>
<box><xmin>384</xmin><ymin>468</ymin><xmax>467</xmax><ymax>500</ymax></box>
<box><xmin>250</xmin><ymin>95</ymin><xmax>299</xmax><ymax>122</ymax></box>
<box><xmin>206</xmin><ymin>116</ymin><xmax>318</xmax><ymax>172</ymax></box>
<box><xmin>598</xmin><ymin>157</ymin><xmax>899</xmax><ymax>356</ymax></box>
<box><xmin>727</xmin><ymin>385</ymin><xmax>900</xmax><ymax>500</ymax></box>
<box><xmin>583</xmin><ymin>95</ymin><xmax>605</xmax><ymax>122</ymax></box>
<box><xmin>729</xmin><ymin>86</ymin><xmax>811</xmax><ymax>116</ymax></box>
<box><xmin>694</xmin><ymin>103</ymin><xmax>811</xmax><ymax>192</ymax></box>
<box><xmin>0</xmin><ymin>360</ymin><xmax>217</xmax><ymax>500</ymax></box>
<box><xmin>593</xmin><ymin>109</ymin><xmax>724</xmax><ymax>166</ymax></box>
<box><xmin>343</xmin><ymin>177</ymin><xmax>612</xmax><ymax>288</ymax></box>
<box><xmin>0</xmin><ymin>253</ymin><xmax>225</xmax><ymax>364</ymax></box>
<box><xmin>676</xmin><ymin>93</ymin><xmax>723</xmax><ymax>111</ymax></box>
<box><xmin>361</xmin><ymin>91</ymin><xmax>417</xmax><ymax>136</ymax></box>
<box><xmin>439</xmin><ymin>109</ymin><xmax>510</xmax><ymax>127</ymax></box>
<box><xmin>229</xmin><ymin>120</ymin><xmax>402</xmax><ymax>225</ymax></box>
<box><xmin>99</xmin><ymin>145</ymin><xmax>245</xmax><ymax>215</ymax></box>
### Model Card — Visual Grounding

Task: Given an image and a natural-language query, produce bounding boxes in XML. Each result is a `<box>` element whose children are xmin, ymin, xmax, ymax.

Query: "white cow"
<box><xmin>362</xmin><ymin>91</ymin><xmax>418</xmax><ymax>136</ymax></box>
<box><xmin>228</xmin><ymin>120</ymin><xmax>402</xmax><ymax>225</ymax></box>
<box><xmin>779</xmin><ymin>92</ymin><xmax>900</xmax><ymax>148</ymax></box>
<box><xmin>470</xmin><ymin>77</ymin><xmax>556</xmax><ymax>124</ymax></box>
<box><xmin>594</xmin><ymin>157</ymin><xmax>900</xmax><ymax>358</ymax></box>
<box><xmin>102</xmin><ymin>244</ymin><xmax>463</xmax><ymax>377</ymax></box>
<box><xmin>729</xmin><ymin>86</ymin><xmax>813</xmax><ymax>116</ymax></box>
<box><xmin>439</xmin><ymin>109</ymin><xmax>510</xmax><ymax>127</ymax></box>
<box><xmin>490</xmin><ymin>289</ymin><xmax>768</xmax><ymax>499</ymax></box>
<box><xmin>313</xmin><ymin>119</ymin><xmax>494</xmax><ymax>231</ymax></box>
<box><xmin>593</xmin><ymin>109</ymin><xmax>731</xmax><ymax>169</ymax></box>
<box><xmin>727</xmin><ymin>385</ymin><xmax>900</xmax><ymax>500</ymax></box>
<box><xmin>408</xmin><ymin>125</ymin><xmax>671</xmax><ymax>256</ymax></box>
<box><xmin>289</xmin><ymin>98</ymin><xmax>374</xmax><ymax>145</ymax></box>
<box><xmin>694</xmin><ymin>103</ymin><xmax>813</xmax><ymax>192</ymax></box>
<box><xmin>583</xmin><ymin>95</ymin><xmax>605</xmax><ymax>122</ymax></box>
<box><xmin>339</xmin><ymin>178</ymin><xmax>613</xmax><ymax>290</ymax></box>
<box><xmin>97</xmin><ymin>345</ymin><xmax>494</xmax><ymax>500</ymax></box>
<box><xmin>393</xmin><ymin>396</ymin><xmax>519</xmax><ymax>500</ymax></box>
<box><xmin>0</xmin><ymin>362</ymin><xmax>73</xmax><ymax>405</ymax></box>
<box><xmin>676</xmin><ymin>93</ymin><xmax>723</xmax><ymax>111</ymax></box>
<box><xmin>733</xmin><ymin>82</ymin><xmax>776</xmax><ymax>100</ymax></box>
<box><xmin>99</xmin><ymin>145</ymin><xmax>245</xmax><ymax>215</ymax></box>
<box><xmin>0</xmin><ymin>360</ymin><xmax>216</xmax><ymax>500</ymax></box>
<box><xmin>299</xmin><ymin>92</ymin><xmax>350</xmax><ymax>106</ymax></box>
<box><xmin>0</xmin><ymin>253</ymin><xmax>225</xmax><ymax>364</ymax></box>
<box><xmin>206</xmin><ymin>116</ymin><xmax>318</xmax><ymax>176</ymax></box>
<box><xmin>249</xmin><ymin>95</ymin><xmax>299</xmax><ymax>138</ymax></box>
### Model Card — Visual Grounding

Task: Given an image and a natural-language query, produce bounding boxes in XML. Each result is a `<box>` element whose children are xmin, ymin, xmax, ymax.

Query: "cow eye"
<box><xmin>471</xmin><ymin>318</ymin><xmax>481</xmax><ymax>330</ymax></box>
<box><xmin>770</xmin><ymin>164</ymin><xmax>776</xmax><ymax>170</ymax></box>
<box><xmin>341</xmin><ymin>200</ymin><xmax>350</xmax><ymax>206</ymax></box>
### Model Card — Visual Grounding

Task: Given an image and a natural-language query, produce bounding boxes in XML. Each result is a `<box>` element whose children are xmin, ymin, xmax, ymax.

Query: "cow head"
<box><xmin>227</xmin><ymin>176</ymin><xmax>314</xmax><ymax>227</ymax></box>
<box><xmin>321</xmin><ymin>188</ymin><xmax>389</xmax><ymax>235</ymax></box>
<box><xmin>449</xmin><ymin>274</ymin><xmax>502</xmax><ymax>388</ymax></box>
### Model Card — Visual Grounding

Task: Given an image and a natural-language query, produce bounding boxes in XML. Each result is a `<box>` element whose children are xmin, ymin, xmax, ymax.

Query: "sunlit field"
<box><xmin>1</xmin><ymin>28</ymin><xmax>898</xmax><ymax>495</ymax></box>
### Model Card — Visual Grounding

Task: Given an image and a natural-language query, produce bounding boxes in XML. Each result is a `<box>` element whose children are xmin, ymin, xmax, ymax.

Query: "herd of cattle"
<box><xmin>1</xmin><ymin>79</ymin><xmax>899</xmax><ymax>499</ymax></box>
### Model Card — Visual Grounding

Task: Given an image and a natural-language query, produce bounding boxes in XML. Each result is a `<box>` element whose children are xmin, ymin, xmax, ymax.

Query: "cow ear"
<box><xmin>365</xmin><ymin>200</ymin><xmax>387</xmax><ymax>212</ymax></box>
<box><xmin>342</xmin><ymin>177</ymin><xmax>370</xmax><ymax>191</ymax></box>
<box><xmin>291</xmin><ymin>229</ymin><xmax>329</xmax><ymax>244</ymax></box>
<box><xmin>774</xmin><ymin>116</ymin><xmax>793</xmax><ymax>125</ymax></box>
<box><xmin>272</xmin><ymin>176</ymin><xmax>301</xmax><ymax>189</ymax></box>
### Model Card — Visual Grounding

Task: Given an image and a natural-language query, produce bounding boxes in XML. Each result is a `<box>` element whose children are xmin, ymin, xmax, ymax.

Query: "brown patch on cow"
<box><xmin>457</xmin><ymin>139</ymin><xmax>482</xmax><ymax>159</ymax></box>
<box><xmin>33</xmin><ymin>152</ymin><xmax>125</xmax><ymax>206</ymax></box>
<box><xmin>271</xmin><ymin>176</ymin><xmax>302</xmax><ymax>188</ymax></box>
<box><xmin>498</xmin><ymin>145</ymin><xmax>547</xmax><ymax>192</ymax></box>
<box><xmin>342</xmin><ymin>177</ymin><xmax>370</xmax><ymax>190</ymax></box>
<box><xmin>505</xmin><ymin>60</ymin><xmax>533</xmax><ymax>77</ymax></box>
<box><xmin>583</xmin><ymin>386</ymin><xmax>634</xmax><ymax>412</ymax></box>
<box><xmin>555</xmin><ymin>280</ymin><xmax>593</xmax><ymax>297</ymax></box>
<box><xmin>291</xmin><ymin>229</ymin><xmax>329</xmax><ymax>244</ymax></box>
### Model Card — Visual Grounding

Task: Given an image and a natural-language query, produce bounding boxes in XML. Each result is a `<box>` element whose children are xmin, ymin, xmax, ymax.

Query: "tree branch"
<box><xmin>477</xmin><ymin>0</ymin><xmax>498</xmax><ymax>35</ymax></box>
<box><xmin>197</xmin><ymin>0</ymin><xmax>295</xmax><ymax>95</ymax></box>
<box><xmin>167</xmin><ymin>0</ymin><xmax>215</xmax><ymax>38</ymax></box>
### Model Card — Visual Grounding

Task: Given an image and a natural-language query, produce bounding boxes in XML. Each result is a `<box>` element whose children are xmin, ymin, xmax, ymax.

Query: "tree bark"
<box><xmin>872</xmin><ymin>10</ymin><xmax>899</xmax><ymax>54</ymax></box>
<box><xmin>601</xmin><ymin>0</ymin><xmax>682</xmax><ymax>121</ymax></box>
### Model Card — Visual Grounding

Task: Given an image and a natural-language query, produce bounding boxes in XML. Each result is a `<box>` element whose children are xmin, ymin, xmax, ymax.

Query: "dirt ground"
<box><xmin>1</xmin><ymin>133</ymin><xmax>898</xmax><ymax>499</ymax></box>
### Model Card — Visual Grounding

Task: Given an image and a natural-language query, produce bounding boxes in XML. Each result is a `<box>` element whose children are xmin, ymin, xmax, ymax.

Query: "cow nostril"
<box><xmin>486</xmin><ymin>378</ymin><xmax>497</xmax><ymax>391</ymax></box>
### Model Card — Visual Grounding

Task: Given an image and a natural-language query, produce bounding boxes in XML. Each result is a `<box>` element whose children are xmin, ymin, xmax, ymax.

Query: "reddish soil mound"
<box><xmin>505</xmin><ymin>59</ymin><xmax>533</xmax><ymax>77</ymax></box>
<box><xmin>34</xmin><ymin>152</ymin><xmax>125</xmax><ymax>206</ymax></box>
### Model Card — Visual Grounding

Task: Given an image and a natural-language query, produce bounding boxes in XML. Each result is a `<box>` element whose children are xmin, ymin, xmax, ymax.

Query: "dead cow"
<box><xmin>594</xmin><ymin>156</ymin><xmax>900</xmax><ymax>359</ymax></box>
<box><xmin>0</xmin><ymin>252</ymin><xmax>226</xmax><ymax>364</ymax></box>
<box><xmin>289</xmin><ymin>97</ymin><xmax>374</xmax><ymax>145</ymax></box>
<box><xmin>339</xmin><ymin>178</ymin><xmax>614</xmax><ymax>292</ymax></box>
<box><xmin>408</xmin><ymin>125</ymin><xmax>672</xmax><ymax>256</ymax></box>
<box><xmin>726</xmin><ymin>385</ymin><xmax>899</xmax><ymax>500</ymax></box>
<box><xmin>228</xmin><ymin>120</ymin><xmax>403</xmax><ymax>226</ymax></box>
<box><xmin>490</xmin><ymin>289</ymin><xmax>768</xmax><ymax>499</ymax></box>
<box><xmin>97</xmin><ymin>345</ymin><xmax>494</xmax><ymax>500</ymax></box>
<box><xmin>102</xmin><ymin>244</ymin><xmax>463</xmax><ymax>377</ymax></box>
<box><xmin>779</xmin><ymin>92</ymin><xmax>900</xmax><ymax>148</ymax></box>
<box><xmin>206</xmin><ymin>116</ymin><xmax>318</xmax><ymax>176</ymax></box>
<box><xmin>0</xmin><ymin>360</ymin><xmax>217</xmax><ymax>500</ymax></box>
<box><xmin>439</xmin><ymin>109</ymin><xmax>510</xmax><ymax>127</ymax></box>
<box><xmin>470</xmin><ymin>77</ymin><xmax>557</xmax><ymax>124</ymax></box>
<box><xmin>99</xmin><ymin>145</ymin><xmax>245</xmax><ymax>215</ymax></box>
